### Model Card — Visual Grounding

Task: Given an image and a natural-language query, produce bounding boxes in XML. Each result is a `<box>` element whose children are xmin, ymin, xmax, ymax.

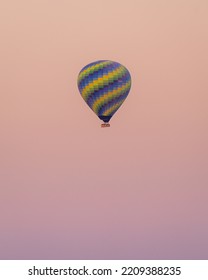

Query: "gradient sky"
<box><xmin>0</xmin><ymin>0</ymin><xmax>208</xmax><ymax>259</ymax></box>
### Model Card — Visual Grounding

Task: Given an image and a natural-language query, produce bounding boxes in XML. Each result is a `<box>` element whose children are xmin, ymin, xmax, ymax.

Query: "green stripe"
<box><xmin>94</xmin><ymin>82</ymin><xmax>131</xmax><ymax>114</ymax></box>
<box><xmin>78</xmin><ymin>61</ymin><xmax>113</xmax><ymax>83</ymax></box>
<box><xmin>81</xmin><ymin>67</ymin><xmax>127</xmax><ymax>100</ymax></box>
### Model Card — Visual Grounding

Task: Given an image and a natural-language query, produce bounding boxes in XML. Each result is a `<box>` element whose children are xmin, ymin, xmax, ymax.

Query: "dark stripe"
<box><xmin>98</xmin><ymin>87</ymin><xmax>130</xmax><ymax>116</ymax></box>
<box><xmin>78</xmin><ymin>62</ymin><xmax>120</xmax><ymax>91</ymax></box>
<box><xmin>86</xmin><ymin>71</ymin><xmax>130</xmax><ymax>107</ymax></box>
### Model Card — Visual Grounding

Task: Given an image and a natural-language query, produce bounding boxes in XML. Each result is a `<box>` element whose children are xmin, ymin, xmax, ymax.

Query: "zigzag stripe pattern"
<box><xmin>78</xmin><ymin>60</ymin><xmax>131</xmax><ymax>123</ymax></box>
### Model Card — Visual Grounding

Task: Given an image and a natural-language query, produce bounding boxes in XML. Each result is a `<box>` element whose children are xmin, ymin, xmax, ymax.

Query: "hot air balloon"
<box><xmin>77</xmin><ymin>60</ymin><xmax>131</xmax><ymax>127</ymax></box>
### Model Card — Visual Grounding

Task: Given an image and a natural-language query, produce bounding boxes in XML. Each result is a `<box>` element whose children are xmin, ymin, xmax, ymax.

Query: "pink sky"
<box><xmin>0</xmin><ymin>0</ymin><xmax>208</xmax><ymax>259</ymax></box>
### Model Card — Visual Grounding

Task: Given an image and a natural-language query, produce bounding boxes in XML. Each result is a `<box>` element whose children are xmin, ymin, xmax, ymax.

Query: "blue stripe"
<box><xmin>86</xmin><ymin>71</ymin><xmax>130</xmax><ymax>107</ymax></box>
<box><xmin>98</xmin><ymin>87</ymin><xmax>130</xmax><ymax>116</ymax></box>
<box><xmin>78</xmin><ymin>62</ymin><xmax>120</xmax><ymax>91</ymax></box>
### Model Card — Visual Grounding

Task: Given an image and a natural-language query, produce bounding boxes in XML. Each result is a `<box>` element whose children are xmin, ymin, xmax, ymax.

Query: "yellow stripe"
<box><xmin>81</xmin><ymin>66</ymin><xmax>126</xmax><ymax>101</ymax></box>
<box><xmin>102</xmin><ymin>100</ymin><xmax>124</xmax><ymax>116</ymax></box>
<box><xmin>78</xmin><ymin>61</ymin><xmax>112</xmax><ymax>83</ymax></box>
<box><xmin>92</xmin><ymin>81</ymin><xmax>131</xmax><ymax>114</ymax></box>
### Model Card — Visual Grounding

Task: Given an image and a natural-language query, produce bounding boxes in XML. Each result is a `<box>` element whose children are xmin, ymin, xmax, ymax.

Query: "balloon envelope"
<box><xmin>77</xmin><ymin>60</ymin><xmax>131</xmax><ymax>124</ymax></box>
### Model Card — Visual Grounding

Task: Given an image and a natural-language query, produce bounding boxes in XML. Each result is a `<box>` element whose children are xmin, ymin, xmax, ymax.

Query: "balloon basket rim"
<box><xmin>101</xmin><ymin>123</ymin><xmax>110</xmax><ymax>128</ymax></box>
